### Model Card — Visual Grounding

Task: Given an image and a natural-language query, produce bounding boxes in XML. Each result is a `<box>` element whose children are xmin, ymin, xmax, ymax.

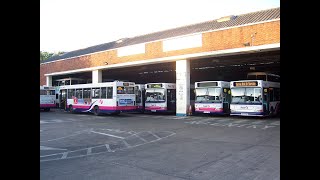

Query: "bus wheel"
<box><xmin>94</xmin><ymin>106</ymin><xmax>100</xmax><ymax>116</ymax></box>
<box><xmin>270</xmin><ymin>107</ymin><xmax>274</xmax><ymax>116</ymax></box>
<box><xmin>44</xmin><ymin>108</ymin><xmax>50</xmax><ymax>112</ymax></box>
<box><xmin>69</xmin><ymin>105</ymin><xmax>75</xmax><ymax>113</ymax></box>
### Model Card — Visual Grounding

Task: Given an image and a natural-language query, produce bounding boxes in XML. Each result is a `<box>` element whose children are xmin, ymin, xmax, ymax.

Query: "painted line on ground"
<box><xmin>40</xmin><ymin>131</ymin><xmax>176</xmax><ymax>162</ymax></box>
<box><xmin>148</xmin><ymin>131</ymin><xmax>161</xmax><ymax>139</ymax></box>
<box><xmin>133</xmin><ymin>134</ymin><xmax>148</xmax><ymax>143</ymax></box>
<box><xmin>61</xmin><ymin>152</ymin><xmax>68</xmax><ymax>159</ymax></box>
<box><xmin>40</xmin><ymin>129</ymin><xmax>91</xmax><ymax>142</ymax></box>
<box><xmin>40</xmin><ymin>146</ymin><xmax>67</xmax><ymax>151</ymax></box>
<box><xmin>105</xmin><ymin>144</ymin><xmax>113</xmax><ymax>152</ymax></box>
<box><xmin>87</xmin><ymin>148</ymin><xmax>92</xmax><ymax>155</ymax></box>
<box><xmin>91</xmin><ymin>130</ymin><xmax>125</xmax><ymax>139</ymax></box>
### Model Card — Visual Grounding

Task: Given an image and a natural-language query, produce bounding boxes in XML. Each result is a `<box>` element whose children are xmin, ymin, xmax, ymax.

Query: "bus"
<box><xmin>247</xmin><ymin>72</ymin><xmax>280</xmax><ymax>82</ymax></box>
<box><xmin>54</xmin><ymin>77</ymin><xmax>89</xmax><ymax>86</ymax></box>
<box><xmin>144</xmin><ymin>83</ymin><xmax>176</xmax><ymax>113</ymax></box>
<box><xmin>40</xmin><ymin>86</ymin><xmax>56</xmax><ymax>111</ymax></box>
<box><xmin>58</xmin><ymin>81</ymin><xmax>137</xmax><ymax>115</ymax></box>
<box><xmin>135</xmin><ymin>84</ymin><xmax>145</xmax><ymax>113</ymax></box>
<box><xmin>230</xmin><ymin>80</ymin><xmax>280</xmax><ymax>116</ymax></box>
<box><xmin>194</xmin><ymin>81</ymin><xmax>231</xmax><ymax>115</ymax></box>
<box><xmin>54</xmin><ymin>77</ymin><xmax>89</xmax><ymax>108</ymax></box>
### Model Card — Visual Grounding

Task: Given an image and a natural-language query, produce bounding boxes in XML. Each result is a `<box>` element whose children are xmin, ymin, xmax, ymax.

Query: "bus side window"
<box><xmin>92</xmin><ymin>88</ymin><xmax>100</xmax><ymax>98</ymax></box>
<box><xmin>269</xmin><ymin>88</ymin><xmax>274</xmax><ymax>102</ymax></box>
<box><xmin>68</xmin><ymin>89</ymin><xmax>74</xmax><ymax>99</ymax></box>
<box><xmin>101</xmin><ymin>87</ymin><xmax>107</xmax><ymax>99</ymax></box>
<box><xmin>107</xmin><ymin>87</ymin><xmax>113</xmax><ymax>99</ymax></box>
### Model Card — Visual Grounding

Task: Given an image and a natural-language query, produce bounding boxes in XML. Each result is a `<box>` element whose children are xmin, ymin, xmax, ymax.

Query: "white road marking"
<box><xmin>40</xmin><ymin>131</ymin><xmax>176</xmax><ymax>162</ymax></box>
<box><xmin>148</xmin><ymin>131</ymin><xmax>161</xmax><ymax>139</ymax></box>
<box><xmin>105</xmin><ymin>144</ymin><xmax>113</xmax><ymax>152</ymax></box>
<box><xmin>91</xmin><ymin>130</ymin><xmax>124</xmax><ymax>139</ymax></box>
<box><xmin>40</xmin><ymin>146</ymin><xmax>67</xmax><ymax>151</ymax></box>
<box><xmin>61</xmin><ymin>152</ymin><xmax>68</xmax><ymax>159</ymax></box>
<box><xmin>102</xmin><ymin>129</ymin><xmax>126</xmax><ymax>133</ymax></box>
<box><xmin>133</xmin><ymin>134</ymin><xmax>148</xmax><ymax>143</ymax></box>
<box><xmin>262</xmin><ymin>125</ymin><xmax>276</xmax><ymax>130</ymax></box>
<box><xmin>40</xmin><ymin>129</ymin><xmax>90</xmax><ymax>142</ymax></box>
<box><xmin>87</xmin><ymin>148</ymin><xmax>92</xmax><ymax>155</ymax></box>
<box><xmin>122</xmin><ymin>140</ymin><xmax>131</xmax><ymax>148</ymax></box>
<box><xmin>269</xmin><ymin>121</ymin><xmax>280</xmax><ymax>126</ymax></box>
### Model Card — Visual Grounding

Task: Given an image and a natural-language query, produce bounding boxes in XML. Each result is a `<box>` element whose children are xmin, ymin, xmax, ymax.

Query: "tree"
<box><xmin>40</xmin><ymin>51</ymin><xmax>65</xmax><ymax>62</ymax></box>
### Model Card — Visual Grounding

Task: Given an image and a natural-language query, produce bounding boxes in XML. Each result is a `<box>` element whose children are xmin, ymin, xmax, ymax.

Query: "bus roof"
<box><xmin>59</xmin><ymin>81</ymin><xmax>135</xmax><ymax>89</ymax></box>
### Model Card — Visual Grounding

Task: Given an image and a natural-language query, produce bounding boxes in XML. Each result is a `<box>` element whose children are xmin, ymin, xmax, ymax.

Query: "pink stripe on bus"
<box><xmin>196</xmin><ymin>107</ymin><xmax>223</xmax><ymax>112</ymax></box>
<box><xmin>72</xmin><ymin>105</ymin><xmax>136</xmax><ymax>110</ymax></box>
<box><xmin>40</xmin><ymin>104</ymin><xmax>56</xmax><ymax>108</ymax></box>
<box><xmin>145</xmin><ymin>106</ymin><xmax>167</xmax><ymax>110</ymax></box>
<box><xmin>99</xmin><ymin>106</ymin><xmax>137</xmax><ymax>110</ymax></box>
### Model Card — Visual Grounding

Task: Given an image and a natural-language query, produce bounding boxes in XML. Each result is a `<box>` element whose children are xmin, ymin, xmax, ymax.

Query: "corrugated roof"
<box><xmin>42</xmin><ymin>7</ymin><xmax>280</xmax><ymax>64</ymax></box>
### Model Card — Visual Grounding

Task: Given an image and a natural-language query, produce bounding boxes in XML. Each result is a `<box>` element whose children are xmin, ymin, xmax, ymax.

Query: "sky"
<box><xmin>40</xmin><ymin>0</ymin><xmax>280</xmax><ymax>53</ymax></box>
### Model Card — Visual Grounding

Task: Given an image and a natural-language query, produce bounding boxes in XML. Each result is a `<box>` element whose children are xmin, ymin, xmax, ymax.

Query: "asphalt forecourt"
<box><xmin>40</xmin><ymin>110</ymin><xmax>279</xmax><ymax>180</ymax></box>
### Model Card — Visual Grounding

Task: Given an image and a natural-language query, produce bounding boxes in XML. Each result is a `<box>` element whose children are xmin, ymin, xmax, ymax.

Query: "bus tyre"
<box><xmin>94</xmin><ymin>106</ymin><xmax>101</xmax><ymax>116</ymax></box>
<box><xmin>44</xmin><ymin>108</ymin><xmax>50</xmax><ymax>112</ymax></box>
<box><xmin>270</xmin><ymin>107</ymin><xmax>274</xmax><ymax>116</ymax></box>
<box><xmin>69</xmin><ymin>105</ymin><xmax>74</xmax><ymax>113</ymax></box>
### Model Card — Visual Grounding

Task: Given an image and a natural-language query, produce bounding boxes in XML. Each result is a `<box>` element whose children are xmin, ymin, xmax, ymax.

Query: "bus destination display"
<box><xmin>234</xmin><ymin>81</ymin><xmax>258</xmax><ymax>87</ymax></box>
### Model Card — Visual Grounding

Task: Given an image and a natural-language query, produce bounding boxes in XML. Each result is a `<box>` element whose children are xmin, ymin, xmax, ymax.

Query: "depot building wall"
<box><xmin>40</xmin><ymin>20</ymin><xmax>280</xmax><ymax>85</ymax></box>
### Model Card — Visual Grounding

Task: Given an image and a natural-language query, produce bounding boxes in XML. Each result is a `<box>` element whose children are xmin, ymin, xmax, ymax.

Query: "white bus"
<box><xmin>40</xmin><ymin>86</ymin><xmax>56</xmax><ymax>111</ymax></box>
<box><xmin>145</xmin><ymin>83</ymin><xmax>176</xmax><ymax>113</ymax></box>
<box><xmin>230</xmin><ymin>80</ymin><xmax>280</xmax><ymax>116</ymax></box>
<box><xmin>59</xmin><ymin>81</ymin><xmax>137</xmax><ymax>115</ymax></box>
<box><xmin>194</xmin><ymin>81</ymin><xmax>231</xmax><ymax>115</ymax></box>
<box><xmin>135</xmin><ymin>84</ymin><xmax>145</xmax><ymax>113</ymax></box>
<box><xmin>54</xmin><ymin>77</ymin><xmax>89</xmax><ymax>107</ymax></box>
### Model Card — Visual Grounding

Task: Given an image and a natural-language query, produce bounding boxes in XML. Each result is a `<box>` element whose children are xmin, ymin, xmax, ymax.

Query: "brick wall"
<box><xmin>40</xmin><ymin>20</ymin><xmax>280</xmax><ymax>85</ymax></box>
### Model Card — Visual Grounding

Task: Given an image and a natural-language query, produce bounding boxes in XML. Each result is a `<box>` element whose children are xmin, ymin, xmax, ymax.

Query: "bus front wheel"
<box><xmin>69</xmin><ymin>105</ymin><xmax>75</xmax><ymax>113</ymax></box>
<box><xmin>44</xmin><ymin>108</ymin><xmax>50</xmax><ymax>112</ymax></box>
<box><xmin>94</xmin><ymin>106</ymin><xmax>101</xmax><ymax>116</ymax></box>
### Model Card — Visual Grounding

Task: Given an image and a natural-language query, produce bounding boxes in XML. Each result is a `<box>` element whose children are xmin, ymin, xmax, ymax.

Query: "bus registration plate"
<box><xmin>204</xmin><ymin>111</ymin><xmax>210</xmax><ymax>113</ymax></box>
<box><xmin>151</xmin><ymin>110</ymin><xmax>156</xmax><ymax>112</ymax></box>
<box><xmin>241</xmin><ymin>113</ymin><xmax>248</xmax><ymax>115</ymax></box>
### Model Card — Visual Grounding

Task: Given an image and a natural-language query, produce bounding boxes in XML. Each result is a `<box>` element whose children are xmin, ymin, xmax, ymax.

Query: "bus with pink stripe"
<box><xmin>135</xmin><ymin>84</ymin><xmax>145</xmax><ymax>113</ymax></box>
<box><xmin>40</xmin><ymin>86</ymin><xmax>56</xmax><ymax>111</ymax></box>
<box><xmin>59</xmin><ymin>81</ymin><xmax>137</xmax><ymax>115</ymax></box>
<box><xmin>145</xmin><ymin>83</ymin><xmax>176</xmax><ymax>113</ymax></box>
<box><xmin>230</xmin><ymin>79</ymin><xmax>280</xmax><ymax>117</ymax></box>
<box><xmin>194</xmin><ymin>81</ymin><xmax>231</xmax><ymax>115</ymax></box>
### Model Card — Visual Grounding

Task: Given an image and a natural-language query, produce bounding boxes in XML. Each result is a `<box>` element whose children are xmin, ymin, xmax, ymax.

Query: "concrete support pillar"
<box><xmin>46</xmin><ymin>76</ymin><xmax>52</xmax><ymax>86</ymax></box>
<box><xmin>92</xmin><ymin>70</ymin><xmax>102</xmax><ymax>83</ymax></box>
<box><xmin>176</xmin><ymin>59</ymin><xmax>190</xmax><ymax>116</ymax></box>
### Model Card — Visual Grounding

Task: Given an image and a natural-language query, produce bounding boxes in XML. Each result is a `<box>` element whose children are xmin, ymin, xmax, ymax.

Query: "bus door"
<box><xmin>166</xmin><ymin>89</ymin><xmax>176</xmax><ymax>111</ymax></box>
<box><xmin>263</xmin><ymin>88</ymin><xmax>269</xmax><ymax>115</ymax></box>
<box><xmin>222</xmin><ymin>88</ymin><xmax>231</xmax><ymax>113</ymax></box>
<box><xmin>59</xmin><ymin>89</ymin><xmax>67</xmax><ymax>110</ymax></box>
<box><xmin>141</xmin><ymin>89</ymin><xmax>145</xmax><ymax>109</ymax></box>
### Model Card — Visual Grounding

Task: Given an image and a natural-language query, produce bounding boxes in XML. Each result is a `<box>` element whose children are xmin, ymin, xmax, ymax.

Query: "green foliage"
<box><xmin>40</xmin><ymin>51</ymin><xmax>65</xmax><ymax>62</ymax></box>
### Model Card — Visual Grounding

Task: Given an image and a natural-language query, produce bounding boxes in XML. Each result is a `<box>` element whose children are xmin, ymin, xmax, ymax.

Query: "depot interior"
<box><xmin>52</xmin><ymin>50</ymin><xmax>279</xmax><ymax>86</ymax></box>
